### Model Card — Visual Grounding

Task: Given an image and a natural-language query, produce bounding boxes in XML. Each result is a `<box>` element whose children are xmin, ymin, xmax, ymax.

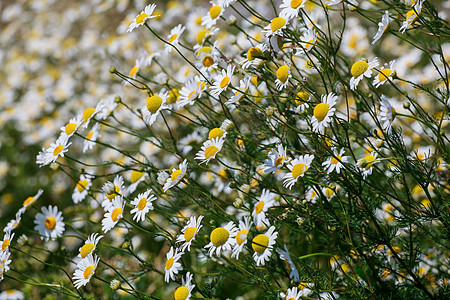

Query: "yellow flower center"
<box><xmin>218</xmin><ymin>169</ymin><xmax>228</xmax><ymax>182</ymax></box>
<box><xmin>236</xmin><ymin>229</ymin><xmax>249</xmax><ymax>245</ymax></box>
<box><xmin>406</xmin><ymin>9</ymin><xmax>418</xmax><ymax>21</ymax></box>
<box><xmin>136</xmin><ymin>12</ymin><xmax>148</xmax><ymax>24</ymax></box>
<box><xmin>292</xmin><ymin>163</ymin><xmax>307</xmax><ymax>179</ymax></box>
<box><xmin>111</xmin><ymin>207</ymin><xmax>123</xmax><ymax>222</ymax></box>
<box><xmin>65</xmin><ymin>123</ymin><xmax>77</xmax><ymax>135</ymax></box>
<box><xmin>165</xmin><ymin>257</ymin><xmax>174</xmax><ymax>270</ymax></box>
<box><xmin>53</xmin><ymin>145</ymin><xmax>63</xmax><ymax>156</ymax></box>
<box><xmin>188</xmin><ymin>90</ymin><xmax>196</xmax><ymax>99</ymax></box>
<box><xmin>252</xmin><ymin>234</ymin><xmax>269</xmax><ymax>254</ymax></box>
<box><xmin>171</xmin><ymin>169</ymin><xmax>182</xmax><ymax>182</ymax></box>
<box><xmin>210</xmin><ymin>227</ymin><xmax>229</xmax><ymax>246</ymax></box>
<box><xmin>196</xmin><ymin>29</ymin><xmax>209</xmax><ymax>44</ymax></box>
<box><xmin>247</xmin><ymin>47</ymin><xmax>262</xmax><ymax>61</ymax></box>
<box><xmin>86</xmin><ymin>131</ymin><xmax>94</xmax><ymax>140</ymax></box>
<box><xmin>83</xmin><ymin>265</ymin><xmax>94</xmax><ymax>279</ymax></box>
<box><xmin>168</xmin><ymin>34</ymin><xmax>178</xmax><ymax>43</ymax></box>
<box><xmin>184</xmin><ymin>226</ymin><xmax>198</xmax><ymax>242</ymax></box>
<box><xmin>296</xmin><ymin>91</ymin><xmax>310</xmax><ymax>103</ymax></box>
<box><xmin>146</xmin><ymin>95</ymin><xmax>163</xmax><ymax>114</ymax></box>
<box><xmin>313</xmin><ymin>103</ymin><xmax>330</xmax><ymax>121</ymax></box>
<box><xmin>291</xmin><ymin>0</ymin><xmax>303</xmax><ymax>9</ymax></box>
<box><xmin>275</xmin><ymin>156</ymin><xmax>285</xmax><ymax>167</ymax></box>
<box><xmin>378</xmin><ymin>68</ymin><xmax>392</xmax><ymax>81</ymax></box>
<box><xmin>208</xmin><ymin>128</ymin><xmax>225</xmax><ymax>140</ymax></box>
<box><xmin>351</xmin><ymin>60</ymin><xmax>369</xmax><ymax>78</ymax></box>
<box><xmin>202</xmin><ymin>56</ymin><xmax>214</xmax><ymax>67</ymax></box>
<box><xmin>210</xmin><ymin>6</ymin><xmax>221</xmax><ymax>19</ymax></box>
<box><xmin>130</xmin><ymin>170</ymin><xmax>144</xmax><ymax>183</ymax></box>
<box><xmin>270</xmin><ymin>17</ymin><xmax>286</xmax><ymax>32</ymax></box>
<box><xmin>204</xmin><ymin>146</ymin><xmax>219</xmax><ymax>159</ymax></box>
<box><xmin>174</xmin><ymin>286</ymin><xmax>189</xmax><ymax>300</ymax></box>
<box><xmin>276</xmin><ymin>65</ymin><xmax>290</xmax><ymax>83</ymax></box>
<box><xmin>2</xmin><ymin>239</ymin><xmax>10</xmax><ymax>252</ymax></box>
<box><xmin>137</xmin><ymin>198</ymin><xmax>147</xmax><ymax>210</ymax></box>
<box><xmin>197</xmin><ymin>46</ymin><xmax>212</xmax><ymax>56</ymax></box>
<box><xmin>45</xmin><ymin>217</ymin><xmax>56</xmax><ymax>230</ymax></box>
<box><xmin>80</xmin><ymin>243</ymin><xmax>95</xmax><ymax>258</ymax></box>
<box><xmin>363</xmin><ymin>154</ymin><xmax>376</xmax><ymax>170</ymax></box>
<box><xmin>82</xmin><ymin>108</ymin><xmax>95</xmax><ymax>122</ymax></box>
<box><xmin>77</xmin><ymin>179</ymin><xmax>89</xmax><ymax>192</ymax></box>
<box><xmin>220</xmin><ymin>76</ymin><xmax>230</xmax><ymax>89</ymax></box>
<box><xmin>331</xmin><ymin>156</ymin><xmax>341</xmax><ymax>165</ymax></box>
<box><xmin>106</xmin><ymin>185</ymin><xmax>119</xmax><ymax>200</ymax></box>
<box><xmin>255</xmin><ymin>201</ymin><xmax>265</xmax><ymax>214</ymax></box>
<box><xmin>129</xmin><ymin>66</ymin><xmax>139</xmax><ymax>78</ymax></box>
<box><xmin>23</xmin><ymin>196</ymin><xmax>34</xmax><ymax>207</ymax></box>
<box><xmin>325</xmin><ymin>187</ymin><xmax>334</xmax><ymax>198</ymax></box>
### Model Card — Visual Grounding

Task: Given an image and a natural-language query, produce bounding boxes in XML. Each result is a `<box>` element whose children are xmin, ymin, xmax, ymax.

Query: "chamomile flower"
<box><xmin>83</xmin><ymin>123</ymin><xmax>101</xmax><ymax>153</ymax></box>
<box><xmin>130</xmin><ymin>190</ymin><xmax>156</xmax><ymax>222</ymax></box>
<box><xmin>280</xmin><ymin>287</ymin><xmax>302</xmax><ymax>300</ymax></box>
<box><xmin>72</xmin><ymin>254</ymin><xmax>99</xmax><ymax>289</ymax></box>
<box><xmin>178</xmin><ymin>76</ymin><xmax>206</xmax><ymax>108</ymax></box>
<box><xmin>0</xmin><ymin>250</ymin><xmax>12</xmax><ymax>281</ymax></box>
<box><xmin>357</xmin><ymin>151</ymin><xmax>378</xmax><ymax>178</ymax></box>
<box><xmin>195</xmin><ymin>45</ymin><xmax>220</xmax><ymax>75</ymax></box>
<box><xmin>173</xmin><ymin>272</ymin><xmax>195</xmax><ymax>300</ymax></box>
<box><xmin>373</xmin><ymin>60</ymin><xmax>396</xmax><ymax>88</ymax></box>
<box><xmin>164</xmin><ymin>246</ymin><xmax>184</xmax><ymax>282</ymax></box>
<box><xmin>128</xmin><ymin>58</ymin><xmax>144</xmax><ymax>80</ymax></box>
<box><xmin>176</xmin><ymin>215</ymin><xmax>204</xmax><ymax>251</ymax></box>
<box><xmin>143</xmin><ymin>51</ymin><xmax>161</xmax><ymax>67</ymax></box>
<box><xmin>293</xmin><ymin>91</ymin><xmax>312</xmax><ymax>112</ymax></box>
<box><xmin>252</xmin><ymin>189</ymin><xmax>277</xmax><ymax>226</ymax></box>
<box><xmin>262</xmin><ymin>17</ymin><xmax>288</xmax><ymax>37</ymax></box>
<box><xmin>36</xmin><ymin>135</ymin><xmax>72</xmax><ymax>167</ymax></box>
<box><xmin>34</xmin><ymin>205</ymin><xmax>65</xmax><ymax>241</ymax></box>
<box><xmin>0</xmin><ymin>289</ymin><xmax>24</xmax><ymax>300</ymax></box>
<box><xmin>72</xmin><ymin>174</ymin><xmax>93</xmax><ymax>204</ymax></box>
<box><xmin>195</xmin><ymin>137</ymin><xmax>224</xmax><ymax>165</ymax></box>
<box><xmin>1</xmin><ymin>231</ymin><xmax>14</xmax><ymax>254</ymax></box>
<box><xmin>296</xmin><ymin>28</ymin><xmax>316</xmax><ymax>55</ymax></box>
<box><xmin>101</xmin><ymin>196</ymin><xmax>125</xmax><ymax>233</ymax></box>
<box><xmin>252</xmin><ymin>225</ymin><xmax>278</xmax><ymax>266</ymax></box>
<box><xmin>241</xmin><ymin>44</ymin><xmax>266</xmax><ymax>69</ymax></box>
<box><xmin>126</xmin><ymin>170</ymin><xmax>148</xmax><ymax>194</ymax></box>
<box><xmin>280</xmin><ymin>0</ymin><xmax>307</xmax><ymax>20</ymax></box>
<box><xmin>379</xmin><ymin>95</ymin><xmax>395</xmax><ymax>133</ymax></box>
<box><xmin>322</xmin><ymin>148</ymin><xmax>349</xmax><ymax>174</ymax></box>
<box><xmin>201</xmin><ymin>2</ymin><xmax>224</xmax><ymax>29</ymax></box>
<box><xmin>207</xmin><ymin>119</ymin><xmax>231</xmax><ymax>141</ymax></box>
<box><xmin>231</xmin><ymin>216</ymin><xmax>252</xmax><ymax>259</ymax></box>
<box><xmin>225</xmin><ymin>77</ymin><xmax>250</xmax><ymax>106</ymax></box>
<box><xmin>372</xmin><ymin>11</ymin><xmax>390</xmax><ymax>44</ymax></box>
<box><xmin>165</xmin><ymin>24</ymin><xmax>186</xmax><ymax>54</ymax></box>
<box><xmin>127</xmin><ymin>4</ymin><xmax>158</xmax><ymax>32</ymax></box>
<box><xmin>399</xmin><ymin>0</ymin><xmax>423</xmax><ymax>33</ymax></box>
<box><xmin>264</xmin><ymin>144</ymin><xmax>290</xmax><ymax>173</ymax></box>
<box><xmin>163</xmin><ymin>159</ymin><xmax>188</xmax><ymax>192</ymax></box>
<box><xmin>277</xmin><ymin>244</ymin><xmax>300</xmax><ymax>282</ymax></box>
<box><xmin>204</xmin><ymin>221</ymin><xmax>238</xmax><ymax>257</ymax></box>
<box><xmin>78</xmin><ymin>233</ymin><xmax>103</xmax><ymax>259</ymax></box>
<box><xmin>349</xmin><ymin>58</ymin><xmax>379</xmax><ymax>90</ymax></box>
<box><xmin>142</xmin><ymin>91</ymin><xmax>169</xmax><ymax>126</ymax></box>
<box><xmin>311</xmin><ymin>92</ymin><xmax>338</xmax><ymax>134</ymax></box>
<box><xmin>20</xmin><ymin>189</ymin><xmax>44</xmax><ymax>212</ymax></box>
<box><xmin>210</xmin><ymin>65</ymin><xmax>235</xmax><ymax>97</ymax></box>
<box><xmin>81</xmin><ymin>101</ymin><xmax>105</xmax><ymax>129</ymax></box>
<box><xmin>275</xmin><ymin>65</ymin><xmax>291</xmax><ymax>91</ymax></box>
<box><xmin>283</xmin><ymin>154</ymin><xmax>315</xmax><ymax>189</ymax></box>
<box><xmin>59</xmin><ymin>115</ymin><xmax>83</xmax><ymax>139</ymax></box>
<box><xmin>101</xmin><ymin>175</ymin><xmax>124</xmax><ymax>210</ymax></box>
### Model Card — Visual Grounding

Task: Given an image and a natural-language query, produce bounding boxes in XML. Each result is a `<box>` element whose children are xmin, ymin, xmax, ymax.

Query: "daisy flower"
<box><xmin>126</xmin><ymin>170</ymin><xmax>148</xmax><ymax>194</ymax></box>
<box><xmin>34</xmin><ymin>205</ymin><xmax>65</xmax><ymax>241</ymax></box>
<box><xmin>264</xmin><ymin>144</ymin><xmax>290</xmax><ymax>173</ymax></box>
<box><xmin>130</xmin><ymin>190</ymin><xmax>156</xmax><ymax>222</ymax></box>
<box><xmin>280</xmin><ymin>286</ymin><xmax>302</xmax><ymax>300</ymax></box>
<box><xmin>283</xmin><ymin>154</ymin><xmax>315</xmax><ymax>189</ymax></box>
<box><xmin>78</xmin><ymin>233</ymin><xmax>103</xmax><ymax>259</ymax></box>
<box><xmin>164</xmin><ymin>246</ymin><xmax>184</xmax><ymax>282</ymax></box>
<box><xmin>262</xmin><ymin>17</ymin><xmax>288</xmax><ymax>38</ymax></box>
<box><xmin>207</xmin><ymin>119</ymin><xmax>232</xmax><ymax>141</ymax></box>
<box><xmin>101</xmin><ymin>175</ymin><xmax>125</xmax><ymax>210</ymax></box>
<box><xmin>195</xmin><ymin>45</ymin><xmax>220</xmax><ymax>75</ymax></box>
<box><xmin>311</xmin><ymin>92</ymin><xmax>338</xmax><ymax>134</ymax></box>
<box><xmin>36</xmin><ymin>135</ymin><xmax>72</xmax><ymax>167</ymax></box>
<box><xmin>173</xmin><ymin>271</ymin><xmax>195</xmax><ymax>300</ymax></box>
<box><xmin>195</xmin><ymin>137</ymin><xmax>225</xmax><ymax>165</ymax></box>
<box><xmin>1</xmin><ymin>231</ymin><xmax>14</xmax><ymax>254</ymax></box>
<box><xmin>322</xmin><ymin>148</ymin><xmax>349</xmax><ymax>174</ymax></box>
<box><xmin>127</xmin><ymin>4</ymin><xmax>158</xmax><ymax>32</ymax></box>
<box><xmin>163</xmin><ymin>159</ymin><xmax>188</xmax><ymax>192</ymax></box>
<box><xmin>204</xmin><ymin>221</ymin><xmax>238</xmax><ymax>257</ymax></box>
<box><xmin>241</xmin><ymin>44</ymin><xmax>266</xmax><ymax>69</ymax></box>
<box><xmin>252</xmin><ymin>225</ymin><xmax>278</xmax><ymax>266</ymax></box>
<box><xmin>210</xmin><ymin>65</ymin><xmax>235</xmax><ymax>97</ymax></box>
<box><xmin>128</xmin><ymin>58</ymin><xmax>144</xmax><ymax>80</ymax></box>
<box><xmin>0</xmin><ymin>250</ymin><xmax>12</xmax><ymax>281</ymax></box>
<box><xmin>399</xmin><ymin>0</ymin><xmax>424</xmax><ymax>33</ymax></box>
<box><xmin>372</xmin><ymin>11</ymin><xmax>390</xmax><ymax>44</ymax></box>
<box><xmin>83</xmin><ymin>123</ymin><xmax>101</xmax><ymax>153</ymax></box>
<box><xmin>357</xmin><ymin>151</ymin><xmax>378</xmax><ymax>178</ymax></box>
<box><xmin>277</xmin><ymin>244</ymin><xmax>300</xmax><ymax>282</ymax></box>
<box><xmin>3</xmin><ymin>216</ymin><xmax>21</xmax><ymax>234</ymax></box>
<box><xmin>305</xmin><ymin>187</ymin><xmax>320</xmax><ymax>203</ymax></box>
<box><xmin>296</xmin><ymin>28</ymin><xmax>316</xmax><ymax>55</ymax></box>
<box><xmin>275</xmin><ymin>65</ymin><xmax>291</xmax><ymax>91</ymax></box>
<box><xmin>231</xmin><ymin>216</ymin><xmax>252</xmax><ymax>259</ymax></box>
<box><xmin>101</xmin><ymin>196</ymin><xmax>125</xmax><ymax>233</ymax></box>
<box><xmin>81</xmin><ymin>101</ymin><xmax>105</xmax><ymax>129</ymax></box>
<box><xmin>143</xmin><ymin>51</ymin><xmax>161</xmax><ymax>67</ymax></box>
<box><xmin>349</xmin><ymin>57</ymin><xmax>379</xmax><ymax>90</ymax></box>
<box><xmin>252</xmin><ymin>189</ymin><xmax>277</xmax><ymax>227</ymax></box>
<box><xmin>18</xmin><ymin>189</ymin><xmax>44</xmax><ymax>214</ymax></box>
<box><xmin>373</xmin><ymin>60</ymin><xmax>396</xmax><ymax>88</ymax></box>
<box><xmin>279</xmin><ymin>0</ymin><xmax>307</xmax><ymax>20</ymax></box>
<box><xmin>225</xmin><ymin>77</ymin><xmax>250</xmax><ymax>106</ymax></box>
<box><xmin>178</xmin><ymin>76</ymin><xmax>206</xmax><ymax>108</ymax></box>
<box><xmin>142</xmin><ymin>91</ymin><xmax>169</xmax><ymax>126</ymax></box>
<box><xmin>176</xmin><ymin>215</ymin><xmax>204</xmax><ymax>252</ymax></box>
<box><xmin>0</xmin><ymin>289</ymin><xmax>24</xmax><ymax>299</ymax></box>
<box><xmin>379</xmin><ymin>95</ymin><xmax>395</xmax><ymax>133</ymax></box>
<box><xmin>201</xmin><ymin>2</ymin><xmax>224</xmax><ymax>29</ymax></box>
<box><xmin>72</xmin><ymin>174</ymin><xmax>93</xmax><ymax>204</ymax></box>
<box><xmin>293</xmin><ymin>91</ymin><xmax>312</xmax><ymax>112</ymax></box>
<box><xmin>165</xmin><ymin>24</ymin><xmax>186</xmax><ymax>54</ymax></box>
<box><xmin>72</xmin><ymin>254</ymin><xmax>100</xmax><ymax>289</ymax></box>
<box><xmin>60</xmin><ymin>115</ymin><xmax>83</xmax><ymax>139</ymax></box>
